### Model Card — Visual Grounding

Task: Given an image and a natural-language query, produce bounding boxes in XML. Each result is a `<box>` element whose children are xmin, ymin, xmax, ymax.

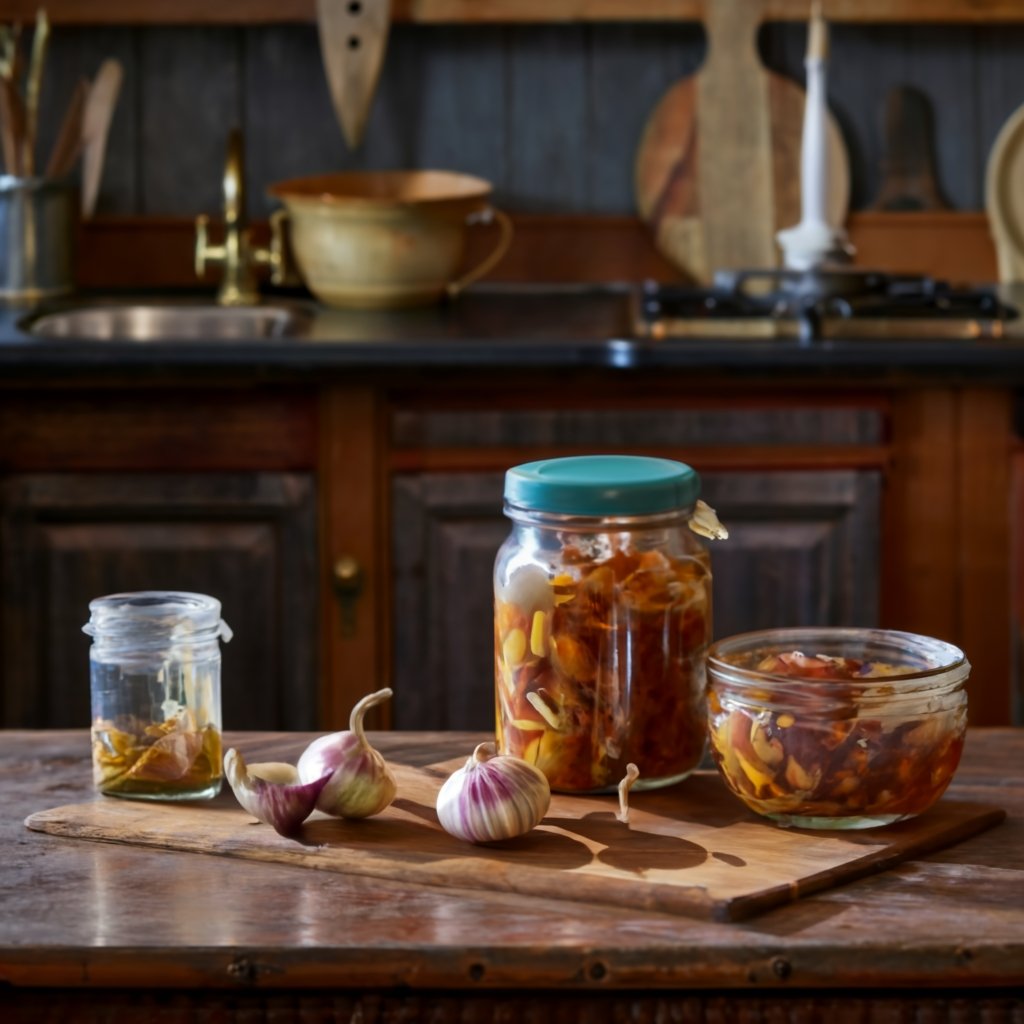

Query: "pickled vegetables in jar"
<box><xmin>494</xmin><ymin>455</ymin><xmax>726</xmax><ymax>793</ymax></box>
<box><xmin>706</xmin><ymin>627</ymin><xmax>970</xmax><ymax>829</ymax></box>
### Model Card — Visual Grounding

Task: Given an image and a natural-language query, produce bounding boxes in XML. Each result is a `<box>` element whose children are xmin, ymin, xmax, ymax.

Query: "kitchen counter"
<box><xmin>5</xmin><ymin>284</ymin><xmax>1024</xmax><ymax>382</ymax></box>
<box><xmin>2</xmin><ymin>728</ymin><xmax>1023</xmax><ymax>1021</ymax></box>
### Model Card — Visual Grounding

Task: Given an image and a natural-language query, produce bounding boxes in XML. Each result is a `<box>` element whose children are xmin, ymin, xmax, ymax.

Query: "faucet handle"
<box><xmin>194</xmin><ymin>213</ymin><xmax>227</xmax><ymax>279</ymax></box>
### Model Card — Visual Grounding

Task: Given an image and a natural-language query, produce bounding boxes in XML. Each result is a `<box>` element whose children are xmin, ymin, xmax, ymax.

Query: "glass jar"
<box><xmin>83</xmin><ymin>591</ymin><xmax>232</xmax><ymax>801</ymax></box>
<box><xmin>494</xmin><ymin>455</ymin><xmax>716</xmax><ymax>793</ymax></box>
<box><xmin>706</xmin><ymin>627</ymin><xmax>970</xmax><ymax>829</ymax></box>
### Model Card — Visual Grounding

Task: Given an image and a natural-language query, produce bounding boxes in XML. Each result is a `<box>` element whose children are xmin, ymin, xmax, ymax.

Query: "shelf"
<box><xmin>7</xmin><ymin>0</ymin><xmax>1024</xmax><ymax>27</ymax></box>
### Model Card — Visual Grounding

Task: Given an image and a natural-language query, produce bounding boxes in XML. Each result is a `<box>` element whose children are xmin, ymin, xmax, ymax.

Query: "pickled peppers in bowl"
<box><xmin>494</xmin><ymin>455</ymin><xmax>727</xmax><ymax>794</ymax></box>
<box><xmin>706</xmin><ymin>631</ymin><xmax>970</xmax><ymax>829</ymax></box>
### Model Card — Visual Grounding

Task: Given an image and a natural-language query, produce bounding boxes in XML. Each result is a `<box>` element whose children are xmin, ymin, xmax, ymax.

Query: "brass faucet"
<box><xmin>195</xmin><ymin>130</ymin><xmax>283</xmax><ymax>306</ymax></box>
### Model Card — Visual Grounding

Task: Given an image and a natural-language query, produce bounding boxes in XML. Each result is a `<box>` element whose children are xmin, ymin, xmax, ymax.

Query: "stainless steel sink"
<box><xmin>28</xmin><ymin>304</ymin><xmax>310</xmax><ymax>340</ymax></box>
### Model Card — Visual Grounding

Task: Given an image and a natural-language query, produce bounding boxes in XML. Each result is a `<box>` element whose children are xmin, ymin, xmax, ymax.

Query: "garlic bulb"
<box><xmin>436</xmin><ymin>742</ymin><xmax>551</xmax><ymax>844</ymax></box>
<box><xmin>296</xmin><ymin>687</ymin><xmax>397</xmax><ymax>819</ymax></box>
<box><xmin>224</xmin><ymin>748</ymin><xmax>331</xmax><ymax>838</ymax></box>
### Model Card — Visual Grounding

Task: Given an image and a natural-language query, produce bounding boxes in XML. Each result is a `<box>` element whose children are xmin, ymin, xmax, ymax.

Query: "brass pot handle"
<box><xmin>446</xmin><ymin>207</ymin><xmax>514</xmax><ymax>299</ymax></box>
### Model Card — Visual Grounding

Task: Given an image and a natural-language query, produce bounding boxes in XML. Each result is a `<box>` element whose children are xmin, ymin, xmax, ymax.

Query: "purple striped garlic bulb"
<box><xmin>296</xmin><ymin>687</ymin><xmax>397</xmax><ymax>819</ymax></box>
<box><xmin>436</xmin><ymin>742</ymin><xmax>551</xmax><ymax>844</ymax></box>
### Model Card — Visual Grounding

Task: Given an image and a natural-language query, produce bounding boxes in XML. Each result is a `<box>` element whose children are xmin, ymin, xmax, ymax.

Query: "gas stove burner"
<box><xmin>640</xmin><ymin>270</ymin><xmax>1017</xmax><ymax>343</ymax></box>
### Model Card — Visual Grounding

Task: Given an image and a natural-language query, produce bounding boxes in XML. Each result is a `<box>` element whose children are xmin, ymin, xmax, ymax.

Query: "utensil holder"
<box><xmin>0</xmin><ymin>175</ymin><xmax>76</xmax><ymax>305</ymax></box>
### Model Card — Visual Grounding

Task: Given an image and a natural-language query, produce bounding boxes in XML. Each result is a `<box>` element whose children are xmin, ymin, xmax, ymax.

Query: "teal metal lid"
<box><xmin>504</xmin><ymin>455</ymin><xmax>700</xmax><ymax>516</ymax></box>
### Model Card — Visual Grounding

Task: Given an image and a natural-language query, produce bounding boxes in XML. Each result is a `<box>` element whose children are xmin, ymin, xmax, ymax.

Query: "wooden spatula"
<box><xmin>317</xmin><ymin>0</ymin><xmax>391</xmax><ymax>149</ymax></box>
<box><xmin>80</xmin><ymin>58</ymin><xmax>123</xmax><ymax>217</ymax></box>
<box><xmin>45</xmin><ymin>77</ymin><xmax>89</xmax><ymax>180</ymax></box>
<box><xmin>0</xmin><ymin>77</ymin><xmax>26</xmax><ymax>176</ymax></box>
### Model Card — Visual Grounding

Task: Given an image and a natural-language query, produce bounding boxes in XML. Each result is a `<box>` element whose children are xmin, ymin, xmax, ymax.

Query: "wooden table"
<box><xmin>3</xmin><ymin>729</ymin><xmax>1023</xmax><ymax>1022</ymax></box>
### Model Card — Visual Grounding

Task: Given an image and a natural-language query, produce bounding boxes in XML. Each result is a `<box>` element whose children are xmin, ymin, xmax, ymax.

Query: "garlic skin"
<box><xmin>436</xmin><ymin>742</ymin><xmax>551</xmax><ymax>844</ymax></box>
<box><xmin>224</xmin><ymin>748</ymin><xmax>331</xmax><ymax>838</ymax></box>
<box><xmin>296</xmin><ymin>687</ymin><xmax>397</xmax><ymax>819</ymax></box>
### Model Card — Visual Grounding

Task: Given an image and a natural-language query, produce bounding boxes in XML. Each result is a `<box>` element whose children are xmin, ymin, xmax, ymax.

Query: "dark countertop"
<box><xmin>4</xmin><ymin>283</ymin><xmax>1024</xmax><ymax>382</ymax></box>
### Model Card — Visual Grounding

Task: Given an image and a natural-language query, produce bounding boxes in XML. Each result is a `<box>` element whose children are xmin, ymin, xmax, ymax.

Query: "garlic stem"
<box><xmin>350</xmin><ymin>686</ymin><xmax>392</xmax><ymax>739</ymax></box>
<box><xmin>617</xmin><ymin>763</ymin><xmax>640</xmax><ymax>824</ymax></box>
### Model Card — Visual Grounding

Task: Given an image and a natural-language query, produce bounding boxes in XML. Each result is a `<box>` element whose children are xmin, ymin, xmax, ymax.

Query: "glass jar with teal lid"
<box><xmin>494</xmin><ymin>454</ymin><xmax>727</xmax><ymax>794</ymax></box>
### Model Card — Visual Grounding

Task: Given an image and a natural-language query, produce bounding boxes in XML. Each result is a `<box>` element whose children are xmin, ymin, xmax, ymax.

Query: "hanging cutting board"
<box><xmin>25</xmin><ymin>759</ymin><xmax>1003</xmax><ymax>923</ymax></box>
<box><xmin>317</xmin><ymin>0</ymin><xmax>391</xmax><ymax>150</ymax></box>
<box><xmin>985</xmin><ymin>100</ymin><xmax>1024</xmax><ymax>283</ymax></box>
<box><xmin>635</xmin><ymin>0</ymin><xmax>850</xmax><ymax>283</ymax></box>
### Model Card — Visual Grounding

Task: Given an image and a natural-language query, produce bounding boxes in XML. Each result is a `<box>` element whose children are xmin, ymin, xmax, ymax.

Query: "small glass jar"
<box><xmin>706</xmin><ymin>627</ymin><xmax>970</xmax><ymax>829</ymax></box>
<box><xmin>83</xmin><ymin>591</ymin><xmax>232</xmax><ymax>801</ymax></box>
<box><xmin>494</xmin><ymin>455</ymin><xmax>715</xmax><ymax>793</ymax></box>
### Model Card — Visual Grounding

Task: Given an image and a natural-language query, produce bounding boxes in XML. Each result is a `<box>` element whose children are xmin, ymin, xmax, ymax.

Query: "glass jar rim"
<box><xmin>707</xmin><ymin>626</ymin><xmax>969</xmax><ymax>700</ymax></box>
<box><xmin>82</xmin><ymin>591</ymin><xmax>232</xmax><ymax>645</ymax></box>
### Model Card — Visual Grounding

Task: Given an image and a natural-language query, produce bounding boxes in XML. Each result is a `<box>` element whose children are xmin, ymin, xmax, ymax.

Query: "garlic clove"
<box><xmin>296</xmin><ymin>687</ymin><xmax>397</xmax><ymax>819</ymax></box>
<box><xmin>436</xmin><ymin>742</ymin><xmax>551</xmax><ymax>844</ymax></box>
<box><xmin>224</xmin><ymin>748</ymin><xmax>331</xmax><ymax>838</ymax></box>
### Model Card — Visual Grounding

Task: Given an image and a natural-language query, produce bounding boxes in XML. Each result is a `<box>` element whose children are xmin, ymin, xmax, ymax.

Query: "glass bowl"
<box><xmin>706</xmin><ymin>627</ymin><xmax>970</xmax><ymax>829</ymax></box>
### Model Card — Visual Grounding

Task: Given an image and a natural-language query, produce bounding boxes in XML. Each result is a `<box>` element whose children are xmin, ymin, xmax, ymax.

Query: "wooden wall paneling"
<box><xmin>761</xmin><ymin>23</ymin><xmax>979</xmax><ymax>212</ymax></box>
<box><xmin>0</xmin><ymin>473</ymin><xmax>318</xmax><ymax>731</ymax></box>
<box><xmin>38</xmin><ymin>28</ymin><xmax>138</xmax><ymax>215</ymax></box>
<box><xmin>956</xmin><ymin>388</ymin><xmax>1013</xmax><ymax>726</ymax></box>
<box><xmin>69</xmin><ymin>210</ymin><xmax>1000</xmax><ymax>289</ymax></box>
<box><xmin>892</xmin><ymin>26</ymin><xmax>978</xmax><ymax>210</ymax></box>
<box><xmin>508</xmin><ymin>26</ymin><xmax>587</xmax><ymax>210</ymax></box>
<box><xmin>138</xmin><ymin>27</ymin><xmax>241</xmax><ymax>216</ymax></box>
<box><xmin>319</xmin><ymin>388</ymin><xmax>385</xmax><ymax>730</ymax></box>
<box><xmin>881</xmin><ymin>388</ymin><xmax>959</xmax><ymax>654</ymax></box>
<box><xmin>414</xmin><ymin>26</ymin><xmax>507</xmax><ymax>190</ymax></box>
<box><xmin>977</xmin><ymin>25</ymin><xmax>1024</xmax><ymax>204</ymax></box>
<box><xmin>351</xmin><ymin>25</ymin><xmax>423</xmax><ymax>172</ymax></box>
<box><xmin>586</xmin><ymin>23</ymin><xmax>705</xmax><ymax>215</ymax></box>
<box><xmin>244</xmin><ymin>26</ymin><xmax>346</xmax><ymax>220</ymax></box>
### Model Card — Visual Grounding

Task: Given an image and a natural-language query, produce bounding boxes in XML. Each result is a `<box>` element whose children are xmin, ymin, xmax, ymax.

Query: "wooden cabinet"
<box><xmin>386</xmin><ymin>395</ymin><xmax>885</xmax><ymax>730</ymax></box>
<box><xmin>0</xmin><ymin>389</ymin><xmax>320</xmax><ymax>731</ymax></box>
<box><xmin>0</xmin><ymin>472</ymin><xmax>318</xmax><ymax>730</ymax></box>
<box><xmin>0</xmin><ymin>375</ymin><xmax>1017</xmax><ymax>731</ymax></box>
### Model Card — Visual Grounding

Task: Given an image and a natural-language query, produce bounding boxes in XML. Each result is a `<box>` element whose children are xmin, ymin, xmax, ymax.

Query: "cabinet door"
<box><xmin>0</xmin><ymin>473</ymin><xmax>317</xmax><ymax>730</ymax></box>
<box><xmin>391</xmin><ymin>469</ymin><xmax>880</xmax><ymax>730</ymax></box>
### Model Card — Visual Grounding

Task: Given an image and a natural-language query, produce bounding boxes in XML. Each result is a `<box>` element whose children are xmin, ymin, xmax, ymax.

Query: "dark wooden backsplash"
<box><xmin>32</xmin><ymin>22</ymin><xmax>1024</xmax><ymax>222</ymax></box>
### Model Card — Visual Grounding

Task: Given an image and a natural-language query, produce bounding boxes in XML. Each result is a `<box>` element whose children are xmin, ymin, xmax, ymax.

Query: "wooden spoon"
<box><xmin>22</xmin><ymin>7</ymin><xmax>49</xmax><ymax>176</ymax></box>
<box><xmin>80</xmin><ymin>58</ymin><xmax>123</xmax><ymax>217</ymax></box>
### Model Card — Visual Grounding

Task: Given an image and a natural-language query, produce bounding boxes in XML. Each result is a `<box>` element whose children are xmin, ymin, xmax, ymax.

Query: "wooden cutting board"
<box><xmin>634</xmin><ymin>0</ymin><xmax>850</xmax><ymax>283</ymax></box>
<box><xmin>985</xmin><ymin>99</ymin><xmax>1024</xmax><ymax>283</ymax></box>
<box><xmin>25</xmin><ymin>760</ymin><xmax>1003</xmax><ymax>923</ymax></box>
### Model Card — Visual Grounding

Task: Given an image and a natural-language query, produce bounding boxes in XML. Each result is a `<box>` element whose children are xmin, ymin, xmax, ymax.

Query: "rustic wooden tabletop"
<box><xmin>2</xmin><ymin>729</ymin><xmax>1023</xmax><ymax>1022</ymax></box>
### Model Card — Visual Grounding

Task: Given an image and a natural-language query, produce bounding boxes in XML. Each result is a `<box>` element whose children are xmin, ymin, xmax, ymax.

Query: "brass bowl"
<box><xmin>268</xmin><ymin>170</ymin><xmax>513</xmax><ymax>310</ymax></box>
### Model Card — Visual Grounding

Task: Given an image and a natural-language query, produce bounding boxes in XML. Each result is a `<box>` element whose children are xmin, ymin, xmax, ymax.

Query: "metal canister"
<box><xmin>0</xmin><ymin>175</ymin><xmax>76</xmax><ymax>305</ymax></box>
